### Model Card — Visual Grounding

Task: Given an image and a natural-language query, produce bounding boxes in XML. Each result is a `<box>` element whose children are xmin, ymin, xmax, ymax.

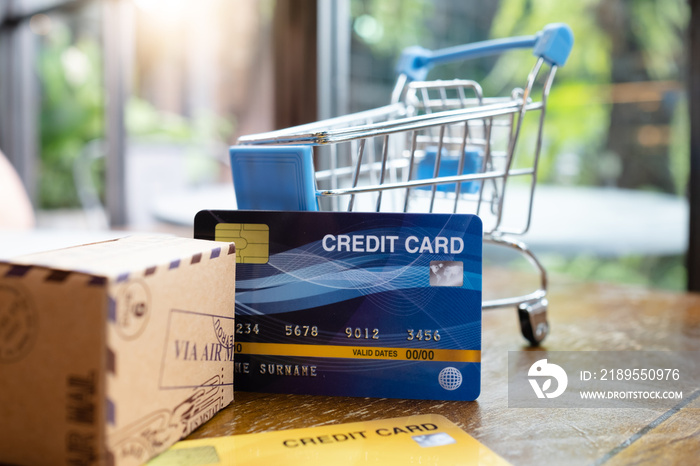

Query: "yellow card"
<box><xmin>147</xmin><ymin>414</ymin><xmax>510</xmax><ymax>465</ymax></box>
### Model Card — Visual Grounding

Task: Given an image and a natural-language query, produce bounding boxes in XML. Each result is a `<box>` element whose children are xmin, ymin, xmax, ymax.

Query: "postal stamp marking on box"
<box><xmin>0</xmin><ymin>283</ymin><xmax>38</xmax><ymax>363</ymax></box>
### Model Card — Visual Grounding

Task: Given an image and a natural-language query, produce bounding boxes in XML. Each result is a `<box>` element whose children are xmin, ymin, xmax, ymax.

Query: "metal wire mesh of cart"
<box><xmin>231</xmin><ymin>24</ymin><xmax>574</xmax><ymax>344</ymax></box>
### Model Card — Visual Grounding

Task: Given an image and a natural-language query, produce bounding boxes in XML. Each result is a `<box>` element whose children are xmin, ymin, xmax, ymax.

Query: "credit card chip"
<box><xmin>215</xmin><ymin>223</ymin><xmax>269</xmax><ymax>264</ymax></box>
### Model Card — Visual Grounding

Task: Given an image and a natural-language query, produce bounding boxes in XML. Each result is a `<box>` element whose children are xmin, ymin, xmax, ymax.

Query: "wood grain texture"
<box><xmin>187</xmin><ymin>271</ymin><xmax>700</xmax><ymax>465</ymax></box>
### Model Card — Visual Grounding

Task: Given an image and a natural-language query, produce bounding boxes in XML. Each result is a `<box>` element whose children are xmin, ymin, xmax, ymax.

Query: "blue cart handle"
<box><xmin>396</xmin><ymin>23</ymin><xmax>574</xmax><ymax>82</ymax></box>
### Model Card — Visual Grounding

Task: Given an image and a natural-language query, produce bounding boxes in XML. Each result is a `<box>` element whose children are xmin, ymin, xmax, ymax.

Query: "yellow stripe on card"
<box><xmin>237</xmin><ymin>342</ymin><xmax>480</xmax><ymax>363</ymax></box>
<box><xmin>215</xmin><ymin>223</ymin><xmax>269</xmax><ymax>263</ymax></box>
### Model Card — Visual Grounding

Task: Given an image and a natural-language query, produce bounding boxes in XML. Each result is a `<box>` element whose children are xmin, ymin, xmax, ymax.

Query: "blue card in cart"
<box><xmin>194</xmin><ymin>210</ymin><xmax>482</xmax><ymax>400</ymax></box>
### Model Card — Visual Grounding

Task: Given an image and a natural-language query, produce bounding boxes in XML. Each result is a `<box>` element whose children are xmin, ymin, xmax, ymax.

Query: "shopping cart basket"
<box><xmin>229</xmin><ymin>23</ymin><xmax>574</xmax><ymax>345</ymax></box>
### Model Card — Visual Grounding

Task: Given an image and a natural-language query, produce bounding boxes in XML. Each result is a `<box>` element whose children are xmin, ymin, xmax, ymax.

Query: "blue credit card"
<box><xmin>194</xmin><ymin>210</ymin><xmax>482</xmax><ymax>401</ymax></box>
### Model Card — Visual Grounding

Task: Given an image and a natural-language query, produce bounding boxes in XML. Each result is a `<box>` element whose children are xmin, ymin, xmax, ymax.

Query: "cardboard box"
<box><xmin>0</xmin><ymin>235</ymin><xmax>236</xmax><ymax>466</ymax></box>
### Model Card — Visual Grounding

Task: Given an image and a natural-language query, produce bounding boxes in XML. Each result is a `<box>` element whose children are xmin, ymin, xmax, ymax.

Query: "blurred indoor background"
<box><xmin>0</xmin><ymin>0</ymin><xmax>694</xmax><ymax>290</ymax></box>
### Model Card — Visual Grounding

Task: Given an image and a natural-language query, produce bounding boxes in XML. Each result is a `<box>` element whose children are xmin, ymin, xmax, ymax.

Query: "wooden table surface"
<box><xmin>186</xmin><ymin>272</ymin><xmax>700</xmax><ymax>465</ymax></box>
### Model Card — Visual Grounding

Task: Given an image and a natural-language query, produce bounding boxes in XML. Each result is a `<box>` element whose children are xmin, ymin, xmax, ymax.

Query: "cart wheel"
<box><xmin>517</xmin><ymin>298</ymin><xmax>549</xmax><ymax>346</ymax></box>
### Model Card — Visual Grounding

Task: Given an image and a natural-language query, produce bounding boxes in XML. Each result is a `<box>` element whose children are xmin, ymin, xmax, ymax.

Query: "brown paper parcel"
<box><xmin>0</xmin><ymin>235</ymin><xmax>236</xmax><ymax>466</ymax></box>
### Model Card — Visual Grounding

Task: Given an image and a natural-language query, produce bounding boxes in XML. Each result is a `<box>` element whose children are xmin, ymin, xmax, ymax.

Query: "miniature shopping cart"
<box><xmin>229</xmin><ymin>24</ymin><xmax>574</xmax><ymax>345</ymax></box>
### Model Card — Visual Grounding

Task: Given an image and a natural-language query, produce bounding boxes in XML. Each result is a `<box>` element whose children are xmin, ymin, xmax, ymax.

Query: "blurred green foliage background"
<box><xmin>36</xmin><ymin>0</ymin><xmax>689</xmax><ymax>289</ymax></box>
<box><xmin>349</xmin><ymin>0</ymin><xmax>689</xmax><ymax>289</ymax></box>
